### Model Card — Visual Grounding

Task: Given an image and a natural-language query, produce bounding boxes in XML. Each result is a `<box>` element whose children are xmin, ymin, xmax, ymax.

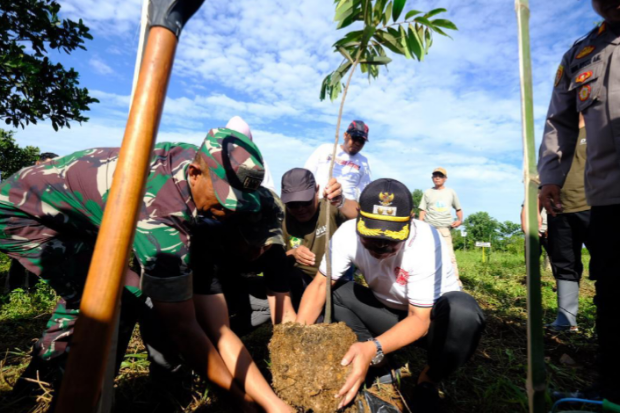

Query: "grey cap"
<box><xmin>281</xmin><ymin>168</ymin><xmax>317</xmax><ymax>204</ymax></box>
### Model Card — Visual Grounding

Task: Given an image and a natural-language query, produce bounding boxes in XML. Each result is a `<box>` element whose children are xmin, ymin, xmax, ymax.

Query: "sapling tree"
<box><xmin>321</xmin><ymin>0</ymin><xmax>457</xmax><ymax>322</ymax></box>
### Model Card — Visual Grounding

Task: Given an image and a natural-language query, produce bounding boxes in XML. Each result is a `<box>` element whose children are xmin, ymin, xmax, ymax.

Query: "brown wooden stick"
<box><xmin>55</xmin><ymin>26</ymin><xmax>178</xmax><ymax>413</ymax></box>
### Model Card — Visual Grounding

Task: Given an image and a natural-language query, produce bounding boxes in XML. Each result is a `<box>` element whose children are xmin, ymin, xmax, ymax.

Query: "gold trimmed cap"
<box><xmin>356</xmin><ymin>178</ymin><xmax>413</xmax><ymax>242</ymax></box>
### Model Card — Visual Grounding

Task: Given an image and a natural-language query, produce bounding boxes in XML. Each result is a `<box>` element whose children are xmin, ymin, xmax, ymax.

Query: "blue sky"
<box><xmin>10</xmin><ymin>0</ymin><xmax>601</xmax><ymax>223</ymax></box>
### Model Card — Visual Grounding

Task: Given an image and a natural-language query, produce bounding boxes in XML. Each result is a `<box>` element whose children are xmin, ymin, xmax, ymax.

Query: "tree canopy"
<box><xmin>0</xmin><ymin>0</ymin><xmax>99</xmax><ymax>130</ymax></box>
<box><xmin>411</xmin><ymin>188</ymin><xmax>423</xmax><ymax>216</ymax></box>
<box><xmin>0</xmin><ymin>129</ymin><xmax>40</xmax><ymax>179</ymax></box>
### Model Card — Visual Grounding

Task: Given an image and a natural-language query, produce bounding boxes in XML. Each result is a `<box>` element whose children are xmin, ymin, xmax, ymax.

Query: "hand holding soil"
<box><xmin>292</xmin><ymin>245</ymin><xmax>315</xmax><ymax>266</ymax></box>
<box><xmin>336</xmin><ymin>341</ymin><xmax>376</xmax><ymax>409</ymax></box>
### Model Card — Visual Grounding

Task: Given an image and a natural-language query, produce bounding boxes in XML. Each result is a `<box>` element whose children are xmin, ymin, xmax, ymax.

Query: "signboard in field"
<box><xmin>475</xmin><ymin>242</ymin><xmax>491</xmax><ymax>247</ymax></box>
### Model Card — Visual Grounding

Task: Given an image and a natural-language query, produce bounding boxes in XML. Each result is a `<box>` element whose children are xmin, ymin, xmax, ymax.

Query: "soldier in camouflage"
<box><xmin>0</xmin><ymin>128</ymin><xmax>293</xmax><ymax>412</ymax></box>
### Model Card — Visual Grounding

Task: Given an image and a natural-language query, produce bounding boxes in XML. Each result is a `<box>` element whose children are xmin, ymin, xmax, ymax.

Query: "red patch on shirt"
<box><xmin>395</xmin><ymin>267</ymin><xmax>409</xmax><ymax>286</ymax></box>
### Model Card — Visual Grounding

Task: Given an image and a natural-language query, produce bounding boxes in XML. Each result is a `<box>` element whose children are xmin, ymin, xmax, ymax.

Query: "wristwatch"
<box><xmin>368</xmin><ymin>338</ymin><xmax>384</xmax><ymax>365</ymax></box>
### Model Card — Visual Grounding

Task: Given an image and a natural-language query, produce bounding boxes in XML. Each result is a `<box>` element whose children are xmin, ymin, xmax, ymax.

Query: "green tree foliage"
<box><xmin>0</xmin><ymin>129</ymin><xmax>40</xmax><ymax>178</ymax></box>
<box><xmin>464</xmin><ymin>211</ymin><xmax>499</xmax><ymax>244</ymax></box>
<box><xmin>321</xmin><ymin>0</ymin><xmax>458</xmax><ymax>101</ymax></box>
<box><xmin>411</xmin><ymin>188</ymin><xmax>423</xmax><ymax>216</ymax></box>
<box><xmin>0</xmin><ymin>0</ymin><xmax>99</xmax><ymax>130</ymax></box>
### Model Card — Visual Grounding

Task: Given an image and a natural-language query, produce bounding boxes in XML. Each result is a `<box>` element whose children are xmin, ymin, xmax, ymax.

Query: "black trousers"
<box><xmin>547</xmin><ymin>210</ymin><xmax>591</xmax><ymax>282</ymax></box>
<box><xmin>589</xmin><ymin>205</ymin><xmax>620</xmax><ymax>401</ymax></box>
<box><xmin>332</xmin><ymin>282</ymin><xmax>485</xmax><ymax>382</ymax></box>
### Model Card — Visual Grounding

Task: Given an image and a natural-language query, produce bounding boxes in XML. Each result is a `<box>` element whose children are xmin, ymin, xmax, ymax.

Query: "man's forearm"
<box><xmin>419</xmin><ymin>211</ymin><xmax>426</xmax><ymax>221</ymax></box>
<box><xmin>194</xmin><ymin>295</ymin><xmax>291</xmax><ymax>413</ymax></box>
<box><xmin>340</xmin><ymin>199</ymin><xmax>359</xmax><ymax>220</ymax></box>
<box><xmin>267</xmin><ymin>291</ymin><xmax>297</xmax><ymax>324</ymax></box>
<box><xmin>296</xmin><ymin>274</ymin><xmax>328</xmax><ymax>324</ymax></box>
<box><xmin>456</xmin><ymin>210</ymin><xmax>463</xmax><ymax>222</ymax></box>
<box><xmin>375</xmin><ymin>311</ymin><xmax>431</xmax><ymax>354</ymax></box>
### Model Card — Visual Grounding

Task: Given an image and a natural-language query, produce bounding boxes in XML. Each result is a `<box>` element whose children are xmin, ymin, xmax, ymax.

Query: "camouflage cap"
<box><xmin>199</xmin><ymin>128</ymin><xmax>265</xmax><ymax>212</ymax></box>
<box><xmin>230</xmin><ymin>188</ymin><xmax>285</xmax><ymax>247</ymax></box>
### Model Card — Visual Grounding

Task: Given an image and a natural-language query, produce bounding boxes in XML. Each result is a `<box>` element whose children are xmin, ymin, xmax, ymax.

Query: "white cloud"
<box><xmin>89</xmin><ymin>56</ymin><xmax>114</xmax><ymax>75</ymax></box>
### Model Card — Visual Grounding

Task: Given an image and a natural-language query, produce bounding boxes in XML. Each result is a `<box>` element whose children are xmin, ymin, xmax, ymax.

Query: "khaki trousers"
<box><xmin>437</xmin><ymin>227</ymin><xmax>459</xmax><ymax>278</ymax></box>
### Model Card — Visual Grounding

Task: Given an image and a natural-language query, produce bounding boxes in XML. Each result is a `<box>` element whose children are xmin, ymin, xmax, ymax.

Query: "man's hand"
<box><xmin>291</xmin><ymin>245</ymin><xmax>315</xmax><ymax>266</ymax></box>
<box><xmin>450</xmin><ymin>220</ymin><xmax>462</xmax><ymax>228</ymax></box>
<box><xmin>323</xmin><ymin>177</ymin><xmax>344</xmax><ymax>206</ymax></box>
<box><xmin>336</xmin><ymin>341</ymin><xmax>376</xmax><ymax>409</ymax></box>
<box><xmin>539</xmin><ymin>184</ymin><xmax>562</xmax><ymax>217</ymax></box>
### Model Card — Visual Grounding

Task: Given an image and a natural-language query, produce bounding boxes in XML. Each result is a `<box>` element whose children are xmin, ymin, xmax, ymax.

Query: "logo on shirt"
<box><xmin>316</xmin><ymin>225</ymin><xmax>326</xmax><ymax>238</ymax></box>
<box><xmin>580</xmin><ymin>138</ymin><xmax>587</xmax><ymax>145</ymax></box>
<box><xmin>395</xmin><ymin>267</ymin><xmax>409</xmax><ymax>286</ymax></box>
<box><xmin>289</xmin><ymin>237</ymin><xmax>302</xmax><ymax>249</ymax></box>
<box><xmin>434</xmin><ymin>201</ymin><xmax>449</xmax><ymax>212</ymax></box>
<box><xmin>326</xmin><ymin>155</ymin><xmax>361</xmax><ymax>171</ymax></box>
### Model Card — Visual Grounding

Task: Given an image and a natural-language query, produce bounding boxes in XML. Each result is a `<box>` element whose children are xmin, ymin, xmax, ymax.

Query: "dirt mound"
<box><xmin>269</xmin><ymin>322</ymin><xmax>358</xmax><ymax>412</ymax></box>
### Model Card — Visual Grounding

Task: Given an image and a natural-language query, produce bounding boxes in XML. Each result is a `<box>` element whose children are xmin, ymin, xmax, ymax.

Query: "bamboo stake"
<box><xmin>324</xmin><ymin>57</ymin><xmax>360</xmax><ymax>324</ymax></box>
<box><xmin>514</xmin><ymin>1</ymin><xmax>546</xmax><ymax>412</ymax></box>
<box><xmin>55</xmin><ymin>26</ymin><xmax>178</xmax><ymax>413</ymax></box>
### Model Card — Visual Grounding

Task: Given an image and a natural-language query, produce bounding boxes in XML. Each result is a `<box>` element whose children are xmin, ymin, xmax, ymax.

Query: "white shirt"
<box><xmin>319</xmin><ymin>219</ymin><xmax>461</xmax><ymax>311</ymax></box>
<box><xmin>261</xmin><ymin>161</ymin><xmax>276</xmax><ymax>192</ymax></box>
<box><xmin>304</xmin><ymin>143</ymin><xmax>371</xmax><ymax>201</ymax></box>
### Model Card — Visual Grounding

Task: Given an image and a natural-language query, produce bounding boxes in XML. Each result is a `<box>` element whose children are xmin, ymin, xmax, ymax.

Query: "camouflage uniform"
<box><xmin>0</xmin><ymin>128</ymin><xmax>264</xmax><ymax>362</ymax></box>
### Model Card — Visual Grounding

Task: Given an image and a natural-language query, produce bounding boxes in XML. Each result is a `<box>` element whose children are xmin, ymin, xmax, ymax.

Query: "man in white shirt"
<box><xmin>296</xmin><ymin>179</ymin><xmax>485</xmax><ymax>413</ymax></box>
<box><xmin>304</xmin><ymin>120</ymin><xmax>372</xmax><ymax>201</ymax></box>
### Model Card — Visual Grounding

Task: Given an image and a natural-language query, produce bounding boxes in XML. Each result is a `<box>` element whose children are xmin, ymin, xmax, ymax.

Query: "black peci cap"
<box><xmin>357</xmin><ymin>178</ymin><xmax>413</xmax><ymax>241</ymax></box>
<box><xmin>280</xmin><ymin>168</ymin><xmax>317</xmax><ymax>204</ymax></box>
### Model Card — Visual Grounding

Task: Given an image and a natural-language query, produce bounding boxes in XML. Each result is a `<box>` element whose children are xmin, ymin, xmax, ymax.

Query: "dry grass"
<box><xmin>0</xmin><ymin>250</ymin><xmax>598</xmax><ymax>412</ymax></box>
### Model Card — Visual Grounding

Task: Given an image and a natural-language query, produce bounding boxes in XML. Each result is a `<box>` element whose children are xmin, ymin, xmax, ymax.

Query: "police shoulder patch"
<box><xmin>554</xmin><ymin>65</ymin><xmax>564</xmax><ymax>87</ymax></box>
<box><xmin>576</xmin><ymin>45</ymin><xmax>595</xmax><ymax>59</ymax></box>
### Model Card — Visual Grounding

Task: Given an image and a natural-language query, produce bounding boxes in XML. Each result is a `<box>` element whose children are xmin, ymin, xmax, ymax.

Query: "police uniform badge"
<box><xmin>579</xmin><ymin>84</ymin><xmax>592</xmax><ymax>102</ymax></box>
<box><xmin>373</xmin><ymin>192</ymin><xmax>397</xmax><ymax>216</ymax></box>
<box><xmin>575</xmin><ymin>70</ymin><xmax>593</xmax><ymax>84</ymax></box>
<box><xmin>554</xmin><ymin>65</ymin><xmax>564</xmax><ymax>87</ymax></box>
<box><xmin>576</xmin><ymin>46</ymin><xmax>595</xmax><ymax>60</ymax></box>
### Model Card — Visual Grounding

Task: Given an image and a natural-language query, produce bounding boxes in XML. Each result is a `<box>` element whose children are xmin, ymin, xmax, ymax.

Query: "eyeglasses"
<box><xmin>432</xmin><ymin>174</ymin><xmax>445</xmax><ymax>179</ymax></box>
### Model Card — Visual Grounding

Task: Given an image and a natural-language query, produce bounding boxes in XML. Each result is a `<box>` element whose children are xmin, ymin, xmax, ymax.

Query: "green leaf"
<box><xmin>424</xmin><ymin>8</ymin><xmax>447</xmax><ymax>19</ymax></box>
<box><xmin>333</xmin><ymin>30</ymin><xmax>364</xmax><ymax>47</ymax></box>
<box><xmin>399</xmin><ymin>25</ymin><xmax>412</xmax><ymax>59</ymax></box>
<box><xmin>405</xmin><ymin>10</ymin><xmax>422</xmax><ymax>20</ymax></box>
<box><xmin>382</xmin><ymin>1</ymin><xmax>392</xmax><ymax>26</ymax></box>
<box><xmin>337</xmin><ymin>13</ymin><xmax>359</xmax><ymax>29</ymax></box>
<box><xmin>334</xmin><ymin>0</ymin><xmax>354</xmax><ymax>22</ymax></box>
<box><xmin>407</xmin><ymin>25</ymin><xmax>423</xmax><ymax>61</ymax></box>
<box><xmin>360</xmin><ymin>25</ymin><xmax>376</xmax><ymax>48</ymax></box>
<box><xmin>432</xmin><ymin>19</ymin><xmax>458</xmax><ymax>30</ymax></box>
<box><xmin>373</xmin><ymin>30</ymin><xmax>404</xmax><ymax>55</ymax></box>
<box><xmin>360</xmin><ymin>55</ymin><xmax>392</xmax><ymax>65</ymax></box>
<box><xmin>424</xmin><ymin>28</ymin><xmax>432</xmax><ymax>54</ymax></box>
<box><xmin>413</xmin><ymin>16</ymin><xmax>434</xmax><ymax>28</ymax></box>
<box><xmin>337</xmin><ymin>46</ymin><xmax>354</xmax><ymax>63</ymax></box>
<box><xmin>431</xmin><ymin>26</ymin><xmax>450</xmax><ymax>38</ymax></box>
<box><xmin>392</xmin><ymin>0</ymin><xmax>406</xmax><ymax>22</ymax></box>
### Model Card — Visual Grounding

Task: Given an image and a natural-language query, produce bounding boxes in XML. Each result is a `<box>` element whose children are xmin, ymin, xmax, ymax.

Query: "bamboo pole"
<box><xmin>514</xmin><ymin>1</ymin><xmax>546</xmax><ymax>412</ymax></box>
<box><xmin>55</xmin><ymin>26</ymin><xmax>178</xmax><ymax>413</ymax></box>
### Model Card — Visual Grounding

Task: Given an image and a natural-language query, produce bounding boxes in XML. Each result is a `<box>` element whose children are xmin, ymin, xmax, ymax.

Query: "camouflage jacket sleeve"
<box><xmin>538</xmin><ymin>50</ymin><xmax>581</xmax><ymax>187</ymax></box>
<box><xmin>135</xmin><ymin>219</ymin><xmax>193</xmax><ymax>303</ymax></box>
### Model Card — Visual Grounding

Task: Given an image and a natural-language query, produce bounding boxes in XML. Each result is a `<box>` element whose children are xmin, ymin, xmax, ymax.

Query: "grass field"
<box><xmin>0</xmin><ymin>249</ymin><xmax>598</xmax><ymax>412</ymax></box>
